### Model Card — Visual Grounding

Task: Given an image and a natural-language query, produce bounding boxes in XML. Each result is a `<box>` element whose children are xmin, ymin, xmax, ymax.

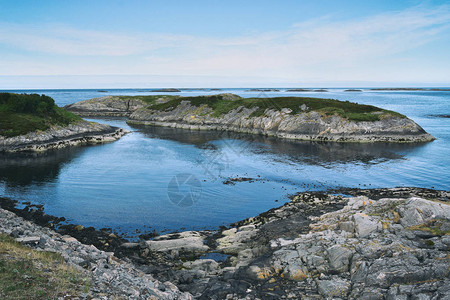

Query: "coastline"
<box><xmin>0</xmin><ymin>203</ymin><xmax>192</xmax><ymax>299</ymax></box>
<box><xmin>1</xmin><ymin>187</ymin><xmax>448</xmax><ymax>299</ymax></box>
<box><xmin>0</xmin><ymin>121</ymin><xmax>129</xmax><ymax>153</ymax></box>
<box><xmin>127</xmin><ymin>119</ymin><xmax>435</xmax><ymax>143</ymax></box>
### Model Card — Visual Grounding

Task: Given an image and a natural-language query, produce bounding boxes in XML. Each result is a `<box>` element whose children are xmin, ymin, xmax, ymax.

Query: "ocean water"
<box><xmin>0</xmin><ymin>88</ymin><xmax>449</xmax><ymax>238</ymax></box>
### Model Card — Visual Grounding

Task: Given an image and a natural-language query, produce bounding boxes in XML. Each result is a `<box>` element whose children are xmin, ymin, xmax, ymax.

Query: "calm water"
<box><xmin>0</xmin><ymin>88</ymin><xmax>449</xmax><ymax>239</ymax></box>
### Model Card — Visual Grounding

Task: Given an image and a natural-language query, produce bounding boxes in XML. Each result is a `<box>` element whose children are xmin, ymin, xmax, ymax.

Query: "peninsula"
<box><xmin>65</xmin><ymin>94</ymin><xmax>435</xmax><ymax>143</ymax></box>
<box><xmin>0</xmin><ymin>93</ymin><xmax>128</xmax><ymax>152</ymax></box>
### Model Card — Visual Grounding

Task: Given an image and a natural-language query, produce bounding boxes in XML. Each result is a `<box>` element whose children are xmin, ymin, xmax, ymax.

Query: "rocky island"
<box><xmin>0</xmin><ymin>93</ymin><xmax>128</xmax><ymax>152</ymax></box>
<box><xmin>66</xmin><ymin>94</ymin><xmax>435</xmax><ymax>143</ymax></box>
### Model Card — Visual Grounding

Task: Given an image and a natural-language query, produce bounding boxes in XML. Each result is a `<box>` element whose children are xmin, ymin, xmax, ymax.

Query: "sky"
<box><xmin>0</xmin><ymin>0</ymin><xmax>449</xmax><ymax>88</ymax></box>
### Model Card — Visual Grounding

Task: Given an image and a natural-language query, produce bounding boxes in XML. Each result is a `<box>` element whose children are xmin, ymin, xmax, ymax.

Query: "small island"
<box><xmin>245</xmin><ymin>88</ymin><xmax>281</xmax><ymax>92</ymax></box>
<box><xmin>370</xmin><ymin>88</ymin><xmax>450</xmax><ymax>91</ymax></box>
<box><xmin>151</xmin><ymin>88</ymin><xmax>181</xmax><ymax>92</ymax></box>
<box><xmin>344</xmin><ymin>89</ymin><xmax>363</xmax><ymax>92</ymax></box>
<box><xmin>286</xmin><ymin>88</ymin><xmax>312</xmax><ymax>92</ymax></box>
<box><xmin>65</xmin><ymin>93</ymin><xmax>435</xmax><ymax>143</ymax></box>
<box><xmin>0</xmin><ymin>93</ymin><xmax>128</xmax><ymax>152</ymax></box>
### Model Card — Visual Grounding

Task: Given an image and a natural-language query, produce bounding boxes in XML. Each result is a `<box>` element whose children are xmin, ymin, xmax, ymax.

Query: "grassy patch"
<box><xmin>0</xmin><ymin>234</ymin><xmax>90</xmax><ymax>299</ymax></box>
<box><xmin>407</xmin><ymin>220</ymin><xmax>450</xmax><ymax>236</ymax></box>
<box><xmin>0</xmin><ymin>93</ymin><xmax>82</xmax><ymax>137</ymax></box>
<box><xmin>146</xmin><ymin>95</ymin><xmax>406</xmax><ymax>122</ymax></box>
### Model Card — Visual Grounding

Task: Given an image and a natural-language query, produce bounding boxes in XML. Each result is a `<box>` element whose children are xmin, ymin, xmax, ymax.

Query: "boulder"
<box><xmin>353</xmin><ymin>213</ymin><xmax>381</xmax><ymax>237</ymax></box>
<box><xmin>398</xmin><ymin>197</ymin><xmax>450</xmax><ymax>227</ymax></box>
<box><xmin>145</xmin><ymin>231</ymin><xmax>208</xmax><ymax>253</ymax></box>
<box><xmin>327</xmin><ymin>245</ymin><xmax>353</xmax><ymax>273</ymax></box>
<box><xmin>183</xmin><ymin>259</ymin><xmax>219</xmax><ymax>273</ymax></box>
<box><xmin>317</xmin><ymin>278</ymin><xmax>350</xmax><ymax>298</ymax></box>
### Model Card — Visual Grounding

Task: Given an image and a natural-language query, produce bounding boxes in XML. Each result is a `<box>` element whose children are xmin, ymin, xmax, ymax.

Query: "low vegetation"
<box><xmin>146</xmin><ymin>95</ymin><xmax>405</xmax><ymax>122</ymax></box>
<box><xmin>0</xmin><ymin>93</ymin><xmax>81</xmax><ymax>137</ymax></box>
<box><xmin>0</xmin><ymin>234</ymin><xmax>90</xmax><ymax>299</ymax></box>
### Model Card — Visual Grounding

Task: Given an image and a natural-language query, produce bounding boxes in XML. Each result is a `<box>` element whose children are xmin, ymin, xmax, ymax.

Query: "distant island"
<box><xmin>344</xmin><ymin>89</ymin><xmax>363</xmax><ymax>92</ymax></box>
<box><xmin>285</xmin><ymin>89</ymin><xmax>328</xmax><ymax>92</ymax></box>
<box><xmin>151</xmin><ymin>88</ymin><xmax>181</xmax><ymax>92</ymax></box>
<box><xmin>245</xmin><ymin>89</ymin><xmax>280</xmax><ymax>92</ymax></box>
<box><xmin>371</xmin><ymin>88</ymin><xmax>450</xmax><ymax>91</ymax></box>
<box><xmin>286</xmin><ymin>89</ymin><xmax>311</xmax><ymax>92</ymax></box>
<box><xmin>65</xmin><ymin>93</ymin><xmax>435</xmax><ymax>143</ymax></box>
<box><xmin>0</xmin><ymin>93</ymin><xmax>127</xmax><ymax>152</ymax></box>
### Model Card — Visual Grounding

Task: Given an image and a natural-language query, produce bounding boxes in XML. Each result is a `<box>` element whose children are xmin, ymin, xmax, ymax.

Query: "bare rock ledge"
<box><xmin>0</xmin><ymin>120</ymin><xmax>129</xmax><ymax>152</ymax></box>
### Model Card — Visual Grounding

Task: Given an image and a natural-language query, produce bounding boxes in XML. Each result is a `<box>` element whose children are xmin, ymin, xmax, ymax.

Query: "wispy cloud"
<box><xmin>0</xmin><ymin>5</ymin><xmax>449</xmax><ymax>84</ymax></box>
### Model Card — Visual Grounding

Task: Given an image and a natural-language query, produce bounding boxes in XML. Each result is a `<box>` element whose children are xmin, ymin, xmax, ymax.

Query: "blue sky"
<box><xmin>0</xmin><ymin>0</ymin><xmax>449</xmax><ymax>88</ymax></box>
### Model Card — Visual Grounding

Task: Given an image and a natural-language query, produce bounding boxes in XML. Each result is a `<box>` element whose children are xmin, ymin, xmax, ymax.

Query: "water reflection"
<box><xmin>131</xmin><ymin>124</ymin><xmax>426</xmax><ymax>167</ymax></box>
<box><xmin>0</xmin><ymin>148</ymin><xmax>84</xmax><ymax>187</ymax></box>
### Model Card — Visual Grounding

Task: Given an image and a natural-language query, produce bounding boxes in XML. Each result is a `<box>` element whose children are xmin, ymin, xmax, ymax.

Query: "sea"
<box><xmin>0</xmin><ymin>88</ymin><xmax>449</xmax><ymax>239</ymax></box>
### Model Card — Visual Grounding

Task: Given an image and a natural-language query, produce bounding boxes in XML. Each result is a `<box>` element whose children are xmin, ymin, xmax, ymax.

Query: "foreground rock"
<box><xmin>0</xmin><ymin>120</ymin><xmax>129</xmax><ymax>152</ymax></box>
<box><xmin>0</xmin><ymin>207</ymin><xmax>192</xmax><ymax>299</ymax></box>
<box><xmin>1</xmin><ymin>188</ymin><xmax>448</xmax><ymax>299</ymax></box>
<box><xmin>132</xmin><ymin>188</ymin><xmax>449</xmax><ymax>299</ymax></box>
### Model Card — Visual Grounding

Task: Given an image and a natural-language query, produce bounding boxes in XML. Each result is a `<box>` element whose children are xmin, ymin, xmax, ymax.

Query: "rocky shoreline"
<box><xmin>0</xmin><ymin>120</ymin><xmax>129</xmax><ymax>152</ymax></box>
<box><xmin>65</xmin><ymin>94</ymin><xmax>435</xmax><ymax>143</ymax></box>
<box><xmin>0</xmin><ymin>205</ymin><xmax>192</xmax><ymax>299</ymax></box>
<box><xmin>1</xmin><ymin>187</ymin><xmax>449</xmax><ymax>299</ymax></box>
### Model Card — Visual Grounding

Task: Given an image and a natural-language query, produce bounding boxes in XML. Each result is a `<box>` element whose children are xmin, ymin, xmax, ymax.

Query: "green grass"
<box><xmin>0</xmin><ymin>93</ymin><xmax>82</xmax><ymax>137</ymax></box>
<box><xmin>0</xmin><ymin>234</ymin><xmax>90</xmax><ymax>299</ymax></box>
<box><xmin>407</xmin><ymin>220</ymin><xmax>450</xmax><ymax>236</ymax></box>
<box><xmin>146</xmin><ymin>95</ymin><xmax>406</xmax><ymax>122</ymax></box>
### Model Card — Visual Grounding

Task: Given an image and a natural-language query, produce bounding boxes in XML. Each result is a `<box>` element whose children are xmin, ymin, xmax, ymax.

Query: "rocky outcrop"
<box><xmin>1</xmin><ymin>187</ymin><xmax>448</xmax><ymax>299</ymax></box>
<box><xmin>0</xmin><ymin>120</ymin><xmax>129</xmax><ymax>152</ymax></box>
<box><xmin>132</xmin><ymin>188</ymin><xmax>449</xmax><ymax>299</ymax></box>
<box><xmin>0</xmin><ymin>207</ymin><xmax>192</xmax><ymax>299</ymax></box>
<box><xmin>64</xmin><ymin>94</ymin><xmax>435</xmax><ymax>142</ymax></box>
<box><xmin>128</xmin><ymin>99</ymin><xmax>434</xmax><ymax>143</ymax></box>
<box><xmin>64</xmin><ymin>96</ymin><xmax>148</xmax><ymax>117</ymax></box>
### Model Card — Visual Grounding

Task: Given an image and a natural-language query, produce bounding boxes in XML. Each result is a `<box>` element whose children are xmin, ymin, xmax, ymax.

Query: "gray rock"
<box><xmin>327</xmin><ymin>245</ymin><xmax>353</xmax><ymax>273</ymax></box>
<box><xmin>146</xmin><ymin>231</ymin><xmax>209</xmax><ymax>253</ymax></box>
<box><xmin>16</xmin><ymin>236</ymin><xmax>40</xmax><ymax>244</ymax></box>
<box><xmin>183</xmin><ymin>259</ymin><xmax>219</xmax><ymax>273</ymax></box>
<box><xmin>353</xmin><ymin>213</ymin><xmax>381</xmax><ymax>237</ymax></box>
<box><xmin>398</xmin><ymin>197</ymin><xmax>450</xmax><ymax>227</ymax></box>
<box><xmin>339</xmin><ymin>221</ymin><xmax>355</xmax><ymax>233</ymax></box>
<box><xmin>317</xmin><ymin>278</ymin><xmax>350</xmax><ymax>298</ymax></box>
